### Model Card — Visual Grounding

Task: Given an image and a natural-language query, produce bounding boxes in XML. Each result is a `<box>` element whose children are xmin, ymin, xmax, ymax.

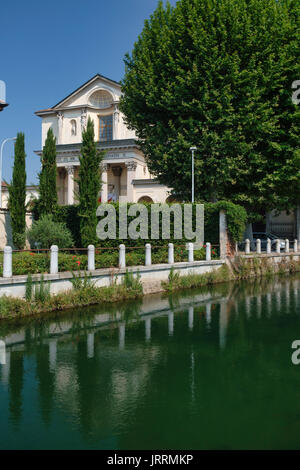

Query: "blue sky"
<box><xmin>1</xmin><ymin>0</ymin><xmax>175</xmax><ymax>184</ymax></box>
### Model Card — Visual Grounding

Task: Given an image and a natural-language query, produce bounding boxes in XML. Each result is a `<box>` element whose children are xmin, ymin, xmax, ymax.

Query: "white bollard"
<box><xmin>245</xmin><ymin>239</ymin><xmax>250</xmax><ymax>254</ymax></box>
<box><xmin>294</xmin><ymin>240</ymin><xmax>298</xmax><ymax>253</ymax></box>
<box><xmin>50</xmin><ymin>245</ymin><xmax>58</xmax><ymax>274</ymax></box>
<box><xmin>276</xmin><ymin>239</ymin><xmax>281</xmax><ymax>254</ymax></box>
<box><xmin>168</xmin><ymin>243</ymin><xmax>174</xmax><ymax>264</ymax></box>
<box><xmin>285</xmin><ymin>239</ymin><xmax>289</xmax><ymax>253</ymax></box>
<box><xmin>188</xmin><ymin>243</ymin><xmax>194</xmax><ymax>262</ymax></box>
<box><xmin>145</xmin><ymin>244</ymin><xmax>151</xmax><ymax>266</ymax></box>
<box><xmin>256</xmin><ymin>239</ymin><xmax>261</xmax><ymax>254</ymax></box>
<box><xmin>119</xmin><ymin>244</ymin><xmax>126</xmax><ymax>268</ymax></box>
<box><xmin>3</xmin><ymin>246</ymin><xmax>12</xmax><ymax>278</ymax></box>
<box><xmin>206</xmin><ymin>242</ymin><xmax>211</xmax><ymax>261</ymax></box>
<box><xmin>266</xmin><ymin>238</ymin><xmax>271</xmax><ymax>254</ymax></box>
<box><xmin>88</xmin><ymin>245</ymin><xmax>95</xmax><ymax>271</ymax></box>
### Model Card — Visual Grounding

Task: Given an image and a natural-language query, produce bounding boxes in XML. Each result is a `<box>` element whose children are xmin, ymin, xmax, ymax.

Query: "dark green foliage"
<box><xmin>27</xmin><ymin>214</ymin><xmax>73</xmax><ymax>249</ymax></box>
<box><xmin>33</xmin><ymin>200</ymin><xmax>246</xmax><ymax>246</ymax></box>
<box><xmin>78</xmin><ymin>117</ymin><xmax>103</xmax><ymax>247</ymax></box>
<box><xmin>120</xmin><ymin>0</ymin><xmax>300</xmax><ymax>219</ymax></box>
<box><xmin>8</xmin><ymin>133</ymin><xmax>26</xmax><ymax>249</ymax></box>
<box><xmin>38</xmin><ymin>128</ymin><xmax>58</xmax><ymax>215</ymax></box>
<box><xmin>33</xmin><ymin>204</ymin><xmax>81</xmax><ymax>247</ymax></box>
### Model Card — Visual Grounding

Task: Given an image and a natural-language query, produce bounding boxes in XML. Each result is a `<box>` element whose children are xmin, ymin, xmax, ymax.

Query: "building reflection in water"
<box><xmin>1</xmin><ymin>275</ymin><xmax>300</xmax><ymax>446</ymax></box>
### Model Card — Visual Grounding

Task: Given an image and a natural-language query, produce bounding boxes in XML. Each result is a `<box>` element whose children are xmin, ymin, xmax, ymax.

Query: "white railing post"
<box><xmin>88</xmin><ymin>245</ymin><xmax>95</xmax><ymax>271</ymax></box>
<box><xmin>294</xmin><ymin>239</ymin><xmax>298</xmax><ymax>253</ymax></box>
<box><xmin>245</xmin><ymin>239</ymin><xmax>250</xmax><ymax>254</ymax></box>
<box><xmin>50</xmin><ymin>245</ymin><xmax>58</xmax><ymax>274</ymax></box>
<box><xmin>3</xmin><ymin>246</ymin><xmax>12</xmax><ymax>278</ymax></box>
<box><xmin>276</xmin><ymin>239</ymin><xmax>281</xmax><ymax>254</ymax></box>
<box><xmin>285</xmin><ymin>239</ymin><xmax>289</xmax><ymax>253</ymax></box>
<box><xmin>168</xmin><ymin>243</ymin><xmax>174</xmax><ymax>264</ymax></box>
<box><xmin>256</xmin><ymin>239</ymin><xmax>261</xmax><ymax>254</ymax></box>
<box><xmin>266</xmin><ymin>238</ymin><xmax>271</xmax><ymax>254</ymax></box>
<box><xmin>119</xmin><ymin>244</ymin><xmax>126</xmax><ymax>268</ymax></box>
<box><xmin>206</xmin><ymin>242</ymin><xmax>211</xmax><ymax>261</ymax></box>
<box><xmin>188</xmin><ymin>243</ymin><xmax>194</xmax><ymax>262</ymax></box>
<box><xmin>145</xmin><ymin>244</ymin><xmax>151</xmax><ymax>266</ymax></box>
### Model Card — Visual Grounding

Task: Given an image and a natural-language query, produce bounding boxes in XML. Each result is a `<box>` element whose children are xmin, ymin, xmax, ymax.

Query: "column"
<box><xmin>66</xmin><ymin>166</ymin><xmax>75</xmax><ymax>205</ymax></box>
<box><xmin>49</xmin><ymin>339</ymin><xmax>57</xmax><ymax>372</ymax></box>
<box><xmin>219</xmin><ymin>210</ymin><xmax>228</xmax><ymax>259</ymax></box>
<box><xmin>125</xmin><ymin>161</ymin><xmax>137</xmax><ymax>202</ymax></box>
<box><xmin>206</xmin><ymin>303</ymin><xmax>212</xmax><ymax>327</ymax></box>
<box><xmin>145</xmin><ymin>317</ymin><xmax>151</xmax><ymax>342</ymax></box>
<box><xmin>188</xmin><ymin>307</ymin><xmax>194</xmax><ymax>331</ymax></box>
<box><xmin>87</xmin><ymin>333</ymin><xmax>95</xmax><ymax>359</ymax></box>
<box><xmin>101</xmin><ymin>163</ymin><xmax>108</xmax><ymax>203</ymax></box>
<box><xmin>1</xmin><ymin>349</ymin><xmax>10</xmax><ymax>385</ymax></box>
<box><xmin>219</xmin><ymin>301</ymin><xmax>228</xmax><ymax>350</ymax></box>
<box><xmin>168</xmin><ymin>312</ymin><xmax>174</xmax><ymax>336</ymax></box>
<box><xmin>119</xmin><ymin>323</ymin><xmax>125</xmax><ymax>350</ymax></box>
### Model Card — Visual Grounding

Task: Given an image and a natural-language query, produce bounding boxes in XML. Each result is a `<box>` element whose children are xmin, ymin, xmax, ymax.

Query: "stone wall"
<box><xmin>0</xmin><ymin>259</ymin><xmax>225</xmax><ymax>299</ymax></box>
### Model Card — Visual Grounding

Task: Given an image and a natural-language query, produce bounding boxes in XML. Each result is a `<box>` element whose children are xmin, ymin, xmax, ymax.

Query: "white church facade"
<box><xmin>35</xmin><ymin>74</ymin><xmax>171</xmax><ymax>205</ymax></box>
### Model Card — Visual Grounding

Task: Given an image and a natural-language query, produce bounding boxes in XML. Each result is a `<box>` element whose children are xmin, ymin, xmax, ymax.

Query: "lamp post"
<box><xmin>190</xmin><ymin>146</ymin><xmax>197</xmax><ymax>203</ymax></box>
<box><xmin>0</xmin><ymin>137</ymin><xmax>16</xmax><ymax>208</ymax></box>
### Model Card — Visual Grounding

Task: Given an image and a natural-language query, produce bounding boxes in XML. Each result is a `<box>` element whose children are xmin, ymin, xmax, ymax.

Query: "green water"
<box><xmin>1</xmin><ymin>275</ymin><xmax>300</xmax><ymax>450</ymax></box>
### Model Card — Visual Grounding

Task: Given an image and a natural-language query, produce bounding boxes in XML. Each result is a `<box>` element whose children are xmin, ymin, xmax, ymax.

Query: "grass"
<box><xmin>0</xmin><ymin>271</ymin><xmax>143</xmax><ymax>320</ymax></box>
<box><xmin>162</xmin><ymin>256</ymin><xmax>300</xmax><ymax>293</ymax></box>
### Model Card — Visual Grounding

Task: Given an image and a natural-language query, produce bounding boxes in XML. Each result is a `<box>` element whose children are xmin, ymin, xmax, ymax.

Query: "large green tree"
<box><xmin>120</xmin><ymin>0</ymin><xmax>300</xmax><ymax>219</ymax></box>
<box><xmin>9</xmin><ymin>133</ymin><xmax>26</xmax><ymax>249</ymax></box>
<box><xmin>38</xmin><ymin>128</ymin><xmax>58</xmax><ymax>215</ymax></box>
<box><xmin>78</xmin><ymin>117</ymin><xmax>103</xmax><ymax>247</ymax></box>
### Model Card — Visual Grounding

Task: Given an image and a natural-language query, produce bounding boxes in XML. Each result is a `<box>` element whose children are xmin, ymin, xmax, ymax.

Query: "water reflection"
<box><xmin>1</xmin><ymin>275</ymin><xmax>300</xmax><ymax>449</ymax></box>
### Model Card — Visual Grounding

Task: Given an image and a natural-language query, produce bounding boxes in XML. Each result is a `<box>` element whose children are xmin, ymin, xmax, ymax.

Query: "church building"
<box><xmin>35</xmin><ymin>74</ymin><xmax>170</xmax><ymax>205</ymax></box>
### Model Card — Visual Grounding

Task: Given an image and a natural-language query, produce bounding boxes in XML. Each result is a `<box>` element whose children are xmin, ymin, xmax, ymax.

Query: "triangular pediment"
<box><xmin>52</xmin><ymin>74</ymin><xmax>121</xmax><ymax>110</ymax></box>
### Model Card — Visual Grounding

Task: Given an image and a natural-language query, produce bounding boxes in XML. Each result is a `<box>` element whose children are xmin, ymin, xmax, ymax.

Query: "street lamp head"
<box><xmin>190</xmin><ymin>146</ymin><xmax>197</xmax><ymax>151</ymax></box>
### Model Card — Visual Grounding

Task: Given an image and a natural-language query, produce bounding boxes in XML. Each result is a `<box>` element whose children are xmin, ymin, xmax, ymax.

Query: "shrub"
<box><xmin>27</xmin><ymin>214</ymin><xmax>74</xmax><ymax>249</ymax></box>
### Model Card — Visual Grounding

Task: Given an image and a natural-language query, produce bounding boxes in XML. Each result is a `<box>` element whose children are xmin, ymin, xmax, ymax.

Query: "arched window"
<box><xmin>89</xmin><ymin>90</ymin><xmax>113</xmax><ymax>109</ymax></box>
<box><xmin>138</xmin><ymin>196</ymin><xmax>154</xmax><ymax>203</ymax></box>
<box><xmin>70</xmin><ymin>119</ymin><xmax>77</xmax><ymax>136</ymax></box>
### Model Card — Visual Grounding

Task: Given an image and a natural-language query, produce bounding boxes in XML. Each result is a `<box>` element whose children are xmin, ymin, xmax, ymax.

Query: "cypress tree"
<box><xmin>39</xmin><ymin>128</ymin><xmax>58</xmax><ymax>215</ymax></box>
<box><xmin>78</xmin><ymin>117</ymin><xmax>103</xmax><ymax>247</ymax></box>
<box><xmin>9</xmin><ymin>132</ymin><xmax>26</xmax><ymax>249</ymax></box>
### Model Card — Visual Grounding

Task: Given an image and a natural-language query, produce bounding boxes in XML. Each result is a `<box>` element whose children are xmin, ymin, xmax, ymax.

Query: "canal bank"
<box><xmin>0</xmin><ymin>252</ymin><xmax>300</xmax><ymax>323</ymax></box>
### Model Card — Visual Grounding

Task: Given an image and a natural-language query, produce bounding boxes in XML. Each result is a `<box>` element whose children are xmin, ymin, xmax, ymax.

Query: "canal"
<box><xmin>1</xmin><ymin>275</ymin><xmax>300</xmax><ymax>450</ymax></box>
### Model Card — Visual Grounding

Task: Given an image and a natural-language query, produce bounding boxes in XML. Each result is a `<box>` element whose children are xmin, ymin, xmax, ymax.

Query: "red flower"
<box><xmin>30</xmin><ymin>253</ymin><xmax>35</xmax><ymax>256</ymax></box>
<box><xmin>76</xmin><ymin>261</ymin><xmax>81</xmax><ymax>266</ymax></box>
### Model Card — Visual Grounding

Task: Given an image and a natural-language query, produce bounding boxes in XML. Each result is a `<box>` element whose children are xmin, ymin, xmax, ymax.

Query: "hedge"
<box><xmin>33</xmin><ymin>200</ymin><xmax>247</xmax><ymax>248</ymax></box>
